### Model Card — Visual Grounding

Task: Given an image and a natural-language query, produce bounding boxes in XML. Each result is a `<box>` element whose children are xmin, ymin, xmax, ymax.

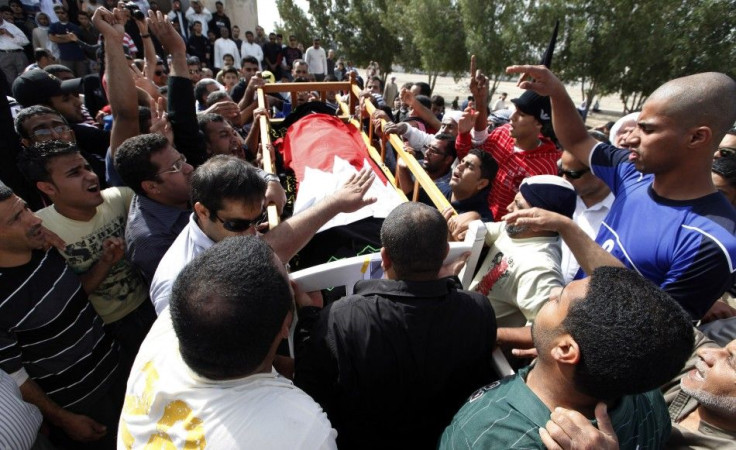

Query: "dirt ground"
<box><xmin>384</xmin><ymin>70</ymin><xmax>626</xmax><ymax>130</ymax></box>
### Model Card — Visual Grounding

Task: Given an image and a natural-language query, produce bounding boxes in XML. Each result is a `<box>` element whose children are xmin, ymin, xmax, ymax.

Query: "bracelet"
<box><xmin>140</xmin><ymin>34</ymin><xmax>151</xmax><ymax>38</ymax></box>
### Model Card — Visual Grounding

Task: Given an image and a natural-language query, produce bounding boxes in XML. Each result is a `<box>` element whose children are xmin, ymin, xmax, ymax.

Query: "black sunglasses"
<box><xmin>558</xmin><ymin>168</ymin><xmax>590</xmax><ymax>180</ymax></box>
<box><xmin>718</xmin><ymin>147</ymin><xmax>736</xmax><ymax>158</ymax></box>
<box><xmin>215</xmin><ymin>209</ymin><xmax>267</xmax><ymax>232</ymax></box>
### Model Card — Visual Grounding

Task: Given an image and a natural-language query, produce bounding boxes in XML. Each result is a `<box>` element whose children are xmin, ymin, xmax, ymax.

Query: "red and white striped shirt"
<box><xmin>456</xmin><ymin>124</ymin><xmax>560</xmax><ymax>220</ymax></box>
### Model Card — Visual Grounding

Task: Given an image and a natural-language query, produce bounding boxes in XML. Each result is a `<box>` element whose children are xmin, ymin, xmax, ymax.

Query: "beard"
<box><xmin>505</xmin><ymin>223</ymin><xmax>529</xmax><ymax>237</ymax></box>
<box><xmin>680</xmin><ymin>379</ymin><xmax>736</xmax><ymax>416</ymax></box>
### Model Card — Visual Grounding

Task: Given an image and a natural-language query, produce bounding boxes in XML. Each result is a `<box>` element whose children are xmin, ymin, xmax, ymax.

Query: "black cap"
<box><xmin>511</xmin><ymin>90</ymin><xmax>551</xmax><ymax>124</ymax></box>
<box><xmin>519</xmin><ymin>175</ymin><xmax>577</xmax><ymax>219</ymax></box>
<box><xmin>12</xmin><ymin>69</ymin><xmax>83</xmax><ymax>107</ymax></box>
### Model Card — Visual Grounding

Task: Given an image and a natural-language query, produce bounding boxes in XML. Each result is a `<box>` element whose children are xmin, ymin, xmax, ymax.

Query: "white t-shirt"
<box><xmin>119</xmin><ymin>309</ymin><xmax>338</xmax><ymax>449</ymax></box>
<box><xmin>213</xmin><ymin>38</ymin><xmax>240</xmax><ymax>69</ymax></box>
<box><xmin>304</xmin><ymin>46</ymin><xmax>327</xmax><ymax>75</ymax></box>
<box><xmin>150</xmin><ymin>213</ymin><xmax>213</xmax><ymax>315</ymax></box>
<box><xmin>470</xmin><ymin>222</ymin><xmax>563</xmax><ymax>327</ymax></box>
<box><xmin>560</xmin><ymin>193</ymin><xmax>615</xmax><ymax>283</ymax></box>
<box><xmin>240</xmin><ymin>41</ymin><xmax>263</xmax><ymax>70</ymax></box>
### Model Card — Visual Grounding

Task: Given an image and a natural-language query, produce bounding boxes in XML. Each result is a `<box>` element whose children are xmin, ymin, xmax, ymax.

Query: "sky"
<box><xmin>257</xmin><ymin>0</ymin><xmax>310</xmax><ymax>31</ymax></box>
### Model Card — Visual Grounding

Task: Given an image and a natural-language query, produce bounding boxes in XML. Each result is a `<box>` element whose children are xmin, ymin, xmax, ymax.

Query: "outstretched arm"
<box><xmin>506</xmin><ymin>65</ymin><xmax>598</xmax><ymax>163</ymax></box>
<box><xmin>263</xmin><ymin>169</ymin><xmax>377</xmax><ymax>263</ymax></box>
<box><xmin>400</xmin><ymin>88</ymin><xmax>442</xmax><ymax>131</ymax></box>
<box><xmin>94</xmin><ymin>6</ymin><xmax>139</xmax><ymax>157</ymax></box>
<box><xmin>503</xmin><ymin>207</ymin><xmax>624</xmax><ymax>274</ymax></box>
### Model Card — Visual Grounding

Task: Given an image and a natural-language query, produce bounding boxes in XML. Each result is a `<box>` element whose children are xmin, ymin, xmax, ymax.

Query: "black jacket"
<box><xmin>295</xmin><ymin>277</ymin><xmax>498</xmax><ymax>450</ymax></box>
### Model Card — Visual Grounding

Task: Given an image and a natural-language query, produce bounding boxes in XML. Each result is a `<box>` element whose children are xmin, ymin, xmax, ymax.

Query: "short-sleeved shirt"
<box><xmin>119</xmin><ymin>309</ymin><xmax>337</xmax><ymax>449</ymax></box>
<box><xmin>36</xmin><ymin>187</ymin><xmax>148</xmax><ymax>324</ymax></box>
<box><xmin>149</xmin><ymin>213</ymin><xmax>214</xmax><ymax>315</ymax></box>
<box><xmin>440</xmin><ymin>365</ymin><xmax>672</xmax><ymax>450</ymax></box>
<box><xmin>0</xmin><ymin>249</ymin><xmax>119</xmax><ymax>409</ymax></box>
<box><xmin>470</xmin><ymin>222</ymin><xmax>563</xmax><ymax>327</ymax></box>
<box><xmin>125</xmin><ymin>195</ymin><xmax>191</xmax><ymax>286</ymax></box>
<box><xmin>587</xmin><ymin>143</ymin><xmax>736</xmax><ymax>319</ymax></box>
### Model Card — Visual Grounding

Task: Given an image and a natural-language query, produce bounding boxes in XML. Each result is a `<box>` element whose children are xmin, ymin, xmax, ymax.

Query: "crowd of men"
<box><xmin>1</xmin><ymin>2</ymin><xmax>736</xmax><ymax>449</ymax></box>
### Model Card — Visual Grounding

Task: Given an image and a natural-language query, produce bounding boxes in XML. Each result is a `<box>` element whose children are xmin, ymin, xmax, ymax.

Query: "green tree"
<box><xmin>275</xmin><ymin>0</ymin><xmax>315</xmax><ymax>47</ymax></box>
<box><xmin>402</xmin><ymin>0</ymin><xmax>468</xmax><ymax>91</ymax></box>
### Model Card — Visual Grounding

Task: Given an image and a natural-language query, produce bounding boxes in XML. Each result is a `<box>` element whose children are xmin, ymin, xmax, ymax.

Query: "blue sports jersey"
<box><xmin>585</xmin><ymin>143</ymin><xmax>736</xmax><ymax>319</ymax></box>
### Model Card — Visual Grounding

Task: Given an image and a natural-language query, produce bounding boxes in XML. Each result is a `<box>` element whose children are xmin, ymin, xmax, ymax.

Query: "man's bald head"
<box><xmin>647</xmin><ymin>72</ymin><xmax>736</xmax><ymax>145</ymax></box>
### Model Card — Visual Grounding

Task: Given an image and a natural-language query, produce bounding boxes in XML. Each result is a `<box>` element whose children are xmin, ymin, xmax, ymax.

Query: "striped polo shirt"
<box><xmin>0</xmin><ymin>249</ymin><xmax>120</xmax><ymax>410</ymax></box>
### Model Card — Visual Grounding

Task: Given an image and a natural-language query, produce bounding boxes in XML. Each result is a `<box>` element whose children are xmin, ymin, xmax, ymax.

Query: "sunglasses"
<box><xmin>215</xmin><ymin>209</ymin><xmax>267</xmax><ymax>232</ymax></box>
<box><xmin>558</xmin><ymin>167</ymin><xmax>590</xmax><ymax>180</ymax></box>
<box><xmin>718</xmin><ymin>147</ymin><xmax>736</xmax><ymax>158</ymax></box>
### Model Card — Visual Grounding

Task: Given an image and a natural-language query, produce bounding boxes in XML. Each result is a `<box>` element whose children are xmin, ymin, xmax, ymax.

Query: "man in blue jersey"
<box><xmin>503</xmin><ymin>67</ymin><xmax>736</xmax><ymax>320</ymax></box>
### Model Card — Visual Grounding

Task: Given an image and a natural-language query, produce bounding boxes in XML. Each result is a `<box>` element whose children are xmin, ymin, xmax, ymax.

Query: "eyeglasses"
<box><xmin>156</xmin><ymin>154</ymin><xmax>187</xmax><ymax>175</ymax></box>
<box><xmin>32</xmin><ymin>124</ymin><xmax>72</xmax><ymax>140</ymax></box>
<box><xmin>423</xmin><ymin>144</ymin><xmax>446</xmax><ymax>157</ymax></box>
<box><xmin>718</xmin><ymin>147</ymin><xmax>736</xmax><ymax>158</ymax></box>
<box><xmin>558</xmin><ymin>167</ymin><xmax>590</xmax><ymax>180</ymax></box>
<box><xmin>215</xmin><ymin>208</ymin><xmax>267</xmax><ymax>232</ymax></box>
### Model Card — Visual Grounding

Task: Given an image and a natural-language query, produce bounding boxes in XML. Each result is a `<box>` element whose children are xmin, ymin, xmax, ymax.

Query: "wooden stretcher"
<box><xmin>255</xmin><ymin>72</ymin><xmax>455</xmax><ymax>228</ymax></box>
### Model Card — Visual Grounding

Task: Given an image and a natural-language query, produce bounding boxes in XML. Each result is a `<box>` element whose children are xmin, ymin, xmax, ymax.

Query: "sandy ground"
<box><xmin>383</xmin><ymin>70</ymin><xmax>626</xmax><ymax>130</ymax></box>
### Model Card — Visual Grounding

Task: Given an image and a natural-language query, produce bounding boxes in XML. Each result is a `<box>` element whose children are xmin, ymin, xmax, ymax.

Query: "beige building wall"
<box><xmin>200</xmin><ymin>0</ymin><xmax>259</xmax><ymax>34</ymax></box>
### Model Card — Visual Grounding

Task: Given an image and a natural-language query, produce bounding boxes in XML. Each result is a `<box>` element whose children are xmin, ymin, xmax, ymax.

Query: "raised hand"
<box><xmin>458</xmin><ymin>107</ymin><xmax>479</xmax><ymax>135</ymax></box>
<box><xmin>91</xmin><ymin>7</ymin><xmax>125</xmax><ymax>43</ymax></box>
<box><xmin>149</xmin><ymin>96</ymin><xmax>173</xmax><ymax>143</ymax></box>
<box><xmin>146</xmin><ymin>10</ymin><xmax>186</xmax><ymax>55</ymax></box>
<box><xmin>506</xmin><ymin>64</ymin><xmax>566</xmax><ymax>98</ymax></box>
<box><xmin>333</xmin><ymin>168</ymin><xmax>377</xmax><ymax>213</ymax></box>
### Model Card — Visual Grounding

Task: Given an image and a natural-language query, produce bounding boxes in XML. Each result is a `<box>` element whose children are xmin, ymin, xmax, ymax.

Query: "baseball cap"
<box><xmin>12</xmin><ymin>69</ymin><xmax>83</xmax><ymax>107</ymax></box>
<box><xmin>519</xmin><ymin>175</ymin><xmax>576</xmax><ymax>218</ymax></box>
<box><xmin>511</xmin><ymin>90</ymin><xmax>551</xmax><ymax>123</ymax></box>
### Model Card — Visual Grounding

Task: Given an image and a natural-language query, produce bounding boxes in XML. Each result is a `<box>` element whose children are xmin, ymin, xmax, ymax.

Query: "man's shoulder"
<box><xmin>441</xmin><ymin>374</ymin><xmax>544</xmax><ymax>449</ymax></box>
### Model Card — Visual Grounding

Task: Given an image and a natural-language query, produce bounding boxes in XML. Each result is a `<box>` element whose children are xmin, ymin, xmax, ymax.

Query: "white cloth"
<box><xmin>559</xmin><ymin>192</ymin><xmax>615</xmax><ymax>284</ymax></box>
<box><xmin>0</xmin><ymin>20</ymin><xmax>30</xmax><ymax>50</ymax></box>
<box><xmin>39</xmin><ymin>0</ymin><xmax>63</xmax><ymax>23</ymax></box>
<box><xmin>240</xmin><ymin>41</ymin><xmax>263</xmax><ymax>69</ymax></box>
<box><xmin>213</xmin><ymin>37</ymin><xmax>240</xmax><ymax>69</ymax></box>
<box><xmin>150</xmin><ymin>213</ymin><xmax>213</xmax><ymax>315</ymax></box>
<box><xmin>304</xmin><ymin>45</ymin><xmax>327</xmax><ymax>75</ymax></box>
<box><xmin>470</xmin><ymin>222</ymin><xmax>564</xmax><ymax>327</ymax></box>
<box><xmin>184</xmin><ymin>7</ymin><xmax>212</xmax><ymax>36</ymax></box>
<box><xmin>119</xmin><ymin>309</ymin><xmax>338</xmax><ymax>450</ymax></box>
